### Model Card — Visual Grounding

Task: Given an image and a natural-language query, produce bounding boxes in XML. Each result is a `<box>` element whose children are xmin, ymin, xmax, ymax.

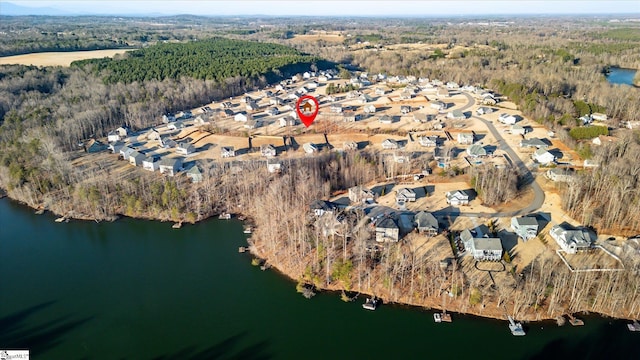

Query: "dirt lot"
<box><xmin>289</xmin><ymin>32</ymin><xmax>345</xmax><ymax>44</ymax></box>
<box><xmin>0</xmin><ymin>49</ymin><xmax>132</xmax><ymax>67</ymax></box>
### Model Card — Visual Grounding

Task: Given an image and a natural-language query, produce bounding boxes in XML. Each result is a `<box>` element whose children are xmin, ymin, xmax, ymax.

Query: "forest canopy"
<box><xmin>71</xmin><ymin>37</ymin><xmax>328</xmax><ymax>84</ymax></box>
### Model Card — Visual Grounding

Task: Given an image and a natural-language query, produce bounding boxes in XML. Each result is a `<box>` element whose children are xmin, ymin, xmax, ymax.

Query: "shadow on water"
<box><xmin>0</xmin><ymin>301</ymin><xmax>93</xmax><ymax>355</ymax></box>
<box><xmin>151</xmin><ymin>332</ymin><xmax>271</xmax><ymax>360</ymax></box>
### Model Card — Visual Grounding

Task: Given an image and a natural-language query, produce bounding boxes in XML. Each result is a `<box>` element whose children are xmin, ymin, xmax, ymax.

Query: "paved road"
<box><xmin>434</xmin><ymin>92</ymin><xmax>545</xmax><ymax>218</ymax></box>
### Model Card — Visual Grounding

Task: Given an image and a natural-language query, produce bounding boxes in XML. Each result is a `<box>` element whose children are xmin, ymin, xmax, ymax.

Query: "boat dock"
<box><xmin>172</xmin><ymin>222</ymin><xmax>182</xmax><ymax>229</ymax></box>
<box><xmin>628</xmin><ymin>321</ymin><xmax>640</xmax><ymax>332</ymax></box>
<box><xmin>362</xmin><ymin>297</ymin><xmax>379</xmax><ymax>311</ymax></box>
<box><xmin>238</xmin><ymin>246</ymin><xmax>248</xmax><ymax>253</ymax></box>
<box><xmin>568</xmin><ymin>314</ymin><xmax>584</xmax><ymax>326</ymax></box>
<box><xmin>508</xmin><ymin>316</ymin><xmax>526</xmax><ymax>336</ymax></box>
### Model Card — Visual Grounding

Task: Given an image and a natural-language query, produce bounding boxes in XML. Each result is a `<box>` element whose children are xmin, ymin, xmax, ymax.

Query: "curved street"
<box><xmin>433</xmin><ymin>92</ymin><xmax>545</xmax><ymax>218</ymax></box>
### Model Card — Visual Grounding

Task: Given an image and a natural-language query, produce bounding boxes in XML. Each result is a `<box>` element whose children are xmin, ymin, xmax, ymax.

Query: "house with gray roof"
<box><xmin>348</xmin><ymin>185</ymin><xmax>375</xmax><ymax>203</ymax></box>
<box><xmin>142</xmin><ymin>156</ymin><xmax>160</xmax><ymax>172</ymax></box>
<box><xmin>261</xmin><ymin>144</ymin><xmax>277</xmax><ymax>157</ymax></box>
<box><xmin>447</xmin><ymin>109</ymin><xmax>466</xmax><ymax>120</ymax></box>
<box><xmin>466</xmin><ymin>144</ymin><xmax>487</xmax><ymax>158</ymax></box>
<box><xmin>309</xmin><ymin>200</ymin><xmax>338</xmax><ymax>217</ymax></box>
<box><xmin>129</xmin><ymin>150</ymin><xmax>146</xmax><ymax>167</ymax></box>
<box><xmin>159</xmin><ymin>157</ymin><xmax>183</xmax><ymax>176</ymax></box>
<box><xmin>382</xmin><ymin>138</ymin><xmax>399</xmax><ymax>149</ymax></box>
<box><xmin>511</xmin><ymin>216</ymin><xmax>539</xmax><ymax>241</ymax></box>
<box><xmin>446</xmin><ymin>190</ymin><xmax>470</xmax><ymax>206</ymax></box>
<box><xmin>457</xmin><ymin>132</ymin><xmax>474</xmax><ymax>145</ymax></box>
<box><xmin>468</xmin><ymin>237</ymin><xmax>503</xmax><ymax>261</ymax></box>
<box><xmin>375</xmin><ymin>217</ymin><xmax>400</xmax><ymax>243</ymax></box>
<box><xmin>550</xmin><ymin>224</ymin><xmax>592</xmax><ymax>254</ymax></box>
<box><xmin>414</xmin><ymin>211</ymin><xmax>438</xmax><ymax>236</ymax></box>
<box><xmin>221</xmin><ymin>146</ymin><xmax>235</xmax><ymax>158</ymax></box>
<box><xmin>520</xmin><ymin>138</ymin><xmax>549</xmax><ymax>149</ymax></box>
<box><xmin>176</xmin><ymin>141</ymin><xmax>195</xmax><ymax>155</ymax></box>
<box><xmin>396</xmin><ymin>188</ymin><xmax>417</xmax><ymax>203</ymax></box>
<box><xmin>186</xmin><ymin>165</ymin><xmax>203</xmax><ymax>183</ymax></box>
<box><xmin>119</xmin><ymin>146</ymin><xmax>135</xmax><ymax>160</ymax></box>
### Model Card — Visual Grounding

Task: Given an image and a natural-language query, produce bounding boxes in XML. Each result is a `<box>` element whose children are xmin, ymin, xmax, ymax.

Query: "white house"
<box><xmin>348</xmin><ymin>185</ymin><xmax>375</xmax><ymax>203</ymax></box>
<box><xmin>457</xmin><ymin>132</ymin><xmax>474</xmax><ymax>145</ymax></box>
<box><xmin>375</xmin><ymin>217</ymin><xmax>400</xmax><ymax>243</ymax></box>
<box><xmin>364</xmin><ymin>104</ymin><xmax>377</xmax><ymax>114</ymax></box>
<box><xmin>550</xmin><ymin>224</ymin><xmax>592</xmax><ymax>254</ymax></box>
<box><xmin>446</xmin><ymin>190</ymin><xmax>470</xmax><ymax>206</ymax></box>
<box><xmin>279</xmin><ymin>116</ymin><xmax>297</xmax><ymax>127</ymax></box>
<box><xmin>176</xmin><ymin>141</ymin><xmax>195</xmax><ymax>155</ymax></box>
<box><xmin>142</xmin><ymin>156</ymin><xmax>160</xmax><ymax>172</ymax></box>
<box><xmin>532</xmin><ymin>149</ymin><xmax>555</xmax><ymax>165</ymax></box>
<box><xmin>476</xmin><ymin>107</ymin><xmax>494</xmax><ymax>116</ymax></box>
<box><xmin>468</xmin><ymin>237</ymin><xmax>503</xmax><ymax>261</ymax></box>
<box><xmin>234</xmin><ymin>112</ymin><xmax>249</xmax><ymax>122</ymax></box>
<box><xmin>396</xmin><ymin>188</ymin><xmax>417</xmax><ymax>202</ymax></box>
<box><xmin>447</xmin><ymin>110</ymin><xmax>466</xmax><ymax>120</ymax></box>
<box><xmin>107</xmin><ymin>130</ymin><xmax>121</xmax><ymax>142</ymax></box>
<box><xmin>546</xmin><ymin>168</ymin><xmax>573</xmax><ymax>182</ymax></box>
<box><xmin>221</xmin><ymin>146</ymin><xmax>235</xmax><ymax>158</ymax></box>
<box><xmin>309</xmin><ymin>200</ymin><xmax>337</xmax><ymax>217</ymax></box>
<box><xmin>303</xmin><ymin>142</ymin><xmax>319</xmax><ymax>154</ymax></box>
<box><xmin>267</xmin><ymin>158</ymin><xmax>282</xmax><ymax>173</ymax></box>
<box><xmin>429</xmin><ymin>101</ymin><xmax>446</xmax><ymax>111</ymax></box>
<box><xmin>419</xmin><ymin>136</ymin><xmax>438</xmax><ymax>147</ymax></box>
<box><xmin>330</xmin><ymin>104</ymin><xmax>343</xmax><ymax>114</ymax></box>
<box><xmin>261</xmin><ymin>144</ymin><xmax>277</xmax><ymax>157</ymax></box>
<box><xmin>159</xmin><ymin>157</ymin><xmax>183</xmax><ymax>176</ymax></box>
<box><xmin>466</xmin><ymin>144</ymin><xmax>487</xmax><ymax>158</ymax></box>
<box><xmin>382</xmin><ymin>139</ymin><xmax>399</xmax><ymax>150</ymax></box>
<box><xmin>401</xmin><ymin>105</ymin><xmax>412</xmax><ymax>114</ymax></box>
<box><xmin>511</xmin><ymin>124</ymin><xmax>527</xmax><ymax>135</ymax></box>
<box><xmin>498</xmin><ymin>113</ymin><xmax>518</xmax><ymax>125</ymax></box>
<box><xmin>379</xmin><ymin>115</ymin><xmax>394</xmax><ymax>124</ymax></box>
<box><xmin>511</xmin><ymin>216</ymin><xmax>539</xmax><ymax>241</ymax></box>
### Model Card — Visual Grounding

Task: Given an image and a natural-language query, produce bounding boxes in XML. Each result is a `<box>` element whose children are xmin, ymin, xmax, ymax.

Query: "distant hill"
<box><xmin>0</xmin><ymin>2</ymin><xmax>72</xmax><ymax>16</ymax></box>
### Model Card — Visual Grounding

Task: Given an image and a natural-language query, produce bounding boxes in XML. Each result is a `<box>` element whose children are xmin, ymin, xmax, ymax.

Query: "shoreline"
<box><xmin>1</xmin><ymin>194</ymin><xmax>636</xmax><ymax>324</ymax></box>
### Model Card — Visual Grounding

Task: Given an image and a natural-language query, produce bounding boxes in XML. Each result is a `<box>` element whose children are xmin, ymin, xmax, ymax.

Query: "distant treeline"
<box><xmin>71</xmin><ymin>38</ymin><xmax>332</xmax><ymax>84</ymax></box>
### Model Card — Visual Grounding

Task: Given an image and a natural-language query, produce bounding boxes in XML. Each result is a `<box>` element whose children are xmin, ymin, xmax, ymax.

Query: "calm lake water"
<box><xmin>606</xmin><ymin>67</ymin><xmax>637</xmax><ymax>86</ymax></box>
<box><xmin>1</xmin><ymin>198</ymin><xmax>639</xmax><ymax>359</ymax></box>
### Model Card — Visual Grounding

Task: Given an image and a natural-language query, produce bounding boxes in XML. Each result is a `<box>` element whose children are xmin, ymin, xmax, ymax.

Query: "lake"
<box><xmin>1</xmin><ymin>198</ymin><xmax>639</xmax><ymax>359</ymax></box>
<box><xmin>605</xmin><ymin>67</ymin><xmax>637</xmax><ymax>86</ymax></box>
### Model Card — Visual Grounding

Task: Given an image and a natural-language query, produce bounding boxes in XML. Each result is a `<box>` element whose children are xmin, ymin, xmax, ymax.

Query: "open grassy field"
<box><xmin>0</xmin><ymin>49</ymin><xmax>133</xmax><ymax>67</ymax></box>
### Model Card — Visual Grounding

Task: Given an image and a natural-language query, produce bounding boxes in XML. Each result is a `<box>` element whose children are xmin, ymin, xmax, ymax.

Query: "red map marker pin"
<box><xmin>295</xmin><ymin>95</ymin><xmax>319</xmax><ymax>128</ymax></box>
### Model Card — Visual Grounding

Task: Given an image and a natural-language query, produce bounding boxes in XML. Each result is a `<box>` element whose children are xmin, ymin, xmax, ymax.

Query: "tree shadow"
<box><xmin>0</xmin><ymin>301</ymin><xmax>93</xmax><ymax>355</ymax></box>
<box><xmin>151</xmin><ymin>332</ymin><xmax>271</xmax><ymax>360</ymax></box>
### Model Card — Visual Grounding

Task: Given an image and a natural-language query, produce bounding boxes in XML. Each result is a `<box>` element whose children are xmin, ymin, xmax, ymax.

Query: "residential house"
<box><xmin>457</xmin><ymin>132</ymin><xmax>474</xmax><ymax>145</ymax></box>
<box><xmin>246</xmin><ymin>101</ymin><xmax>259</xmax><ymax>112</ymax></box>
<box><xmin>466</xmin><ymin>144</ymin><xmax>487</xmax><ymax>158</ymax></box>
<box><xmin>400</xmin><ymin>90</ymin><xmax>413</xmax><ymax>100</ymax></box>
<box><xmin>330</xmin><ymin>104</ymin><xmax>343</xmax><ymax>114</ymax></box>
<box><xmin>129</xmin><ymin>151</ymin><xmax>146</xmax><ymax>167</ymax></box>
<box><xmin>446</xmin><ymin>81</ymin><xmax>459</xmax><ymax>89</ymax></box>
<box><xmin>382</xmin><ymin>139</ymin><xmax>399</xmax><ymax>150</ymax></box>
<box><xmin>396</xmin><ymin>188</ymin><xmax>417</xmax><ymax>202</ymax></box>
<box><xmin>186</xmin><ymin>165</ymin><xmax>204</xmax><ymax>183</ymax></box>
<box><xmin>234</xmin><ymin>112</ymin><xmax>249</xmax><ymax>122</ymax></box>
<box><xmin>266</xmin><ymin>107</ymin><xmax>280</xmax><ymax>116</ymax></box>
<box><xmin>419</xmin><ymin>136</ymin><xmax>438</xmax><ymax>147</ymax></box>
<box><xmin>343</xmin><ymin>112</ymin><xmax>360</xmax><ymax>122</ymax></box>
<box><xmin>159</xmin><ymin>136</ymin><xmax>177</xmax><ymax>149</ymax></box>
<box><xmin>413</xmin><ymin>113</ymin><xmax>429</xmax><ymax>123</ymax></box>
<box><xmin>108</xmin><ymin>141</ymin><xmax>124</xmax><ymax>154</ymax></box>
<box><xmin>244</xmin><ymin>120</ymin><xmax>261</xmax><ymax>129</ymax></box>
<box><xmin>626</xmin><ymin>121</ymin><xmax>640</xmax><ymax>129</ymax></box>
<box><xmin>359</xmin><ymin>94</ymin><xmax>373</xmax><ymax>104</ymax></box>
<box><xmin>343</xmin><ymin>141</ymin><xmax>358</xmax><ymax>151</ymax></box>
<box><xmin>279</xmin><ymin>116</ymin><xmax>297</xmax><ymax>127</ymax></box>
<box><xmin>546</xmin><ymin>168</ymin><xmax>574</xmax><ymax>182</ymax></box>
<box><xmin>520</xmin><ymin>138</ymin><xmax>549</xmax><ymax>149</ymax></box>
<box><xmin>532</xmin><ymin>149</ymin><xmax>555</xmax><ymax>165</ymax></box>
<box><xmin>146</xmin><ymin>129</ymin><xmax>161</xmax><ymax>141</ymax></box>
<box><xmin>414</xmin><ymin>211</ymin><xmax>438</xmax><ymax>236</ymax></box>
<box><xmin>476</xmin><ymin>107</ymin><xmax>494</xmax><ymax>115</ymax></box>
<box><xmin>375</xmin><ymin>87</ymin><xmax>386</xmax><ymax>96</ymax></box>
<box><xmin>393</xmin><ymin>152</ymin><xmax>409</xmax><ymax>163</ymax></box>
<box><xmin>162</xmin><ymin>114</ymin><xmax>176</xmax><ymax>123</ymax></box>
<box><xmin>550</xmin><ymin>224</ymin><xmax>592</xmax><ymax>254</ymax></box>
<box><xmin>119</xmin><ymin>146</ymin><xmax>135</xmax><ymax>160</ymax></box>
<box><xmin>159</xmin><ymin>157</ymin><xmax>183</xmax><ymax>176</ymax></box>
<box><xmin>221</xmin><ymin>146</ymin><xmax>236</xmax><ymax>158</ymax></box>
<box><xmin>241</xmin><ymin>95</ymin><xmax>254</xmax><ymax>103</ymax></box>
<box><xmin>446</xmin><ymin>190</ymin><xmax>470</xmax><ymax>206</ymax></box>
<box><xmin>468</xmin><ymin>237</ymin><xmax>503</xmax><ymax>261</ymax></box>
<box><xmin>579</xmin><ymin>115</ymin><xmax>592</xmax><ymax>125</ymax></box>
<box><xmin>379</xmin><ymin>115</ymin><xmax>394</xmax><ymax>124</ymax></box>
<box><xmin>220</xmin><ymin>101</ymin><xmax>233</xmax><ymax>109</ymax></box>
<box><xmin>142</xmin><ymin>156</ymin><xmax>160</xmax><ymax>172</ymax></box>
<box><xmin>511</xmin><ymin>124</ymin><xmax>527</xmax><ymax>135</ymax></box>
<box><xmin>436</xmin><ymin>88</ymin><xmax>450</xmax><ymax>98</ymax></box>
<box><xmin>482</xmin><ymin>97</ymin><xmax>497</xmax><ymax>105</ymax></box>
<box><xmin>84</xmin><ymin>139</ymin><xmax>107</xmax><ymax>153</ymax></box>
<box><xmin>364</xmin><ymin>104</ymin><xmax>377</xmax><ymax>114</ymax></box>
<box><xmin>375</xmin><ymin>217</ymin><xmax>400</xmax><ymax>243</ymax></box>
<box><xmin>107</xmin><ymin>130</ymin><xmax>121</xmax><ymax>142</ymax></box>
<box><xmin>429</xmin><ymin>101</ymin><xmax>446</xmax><ymax>111</ymax></box>
<box><xmin>447</xmin><ymin>110</ymin><xmax>466</xmax><ymax>120</ymax></box>
<box><xmin>591</xmin><ymin>112</ymin><xmax>608</xmax><ymax>121</ymax></box>
<box><xmin>223</xmin><ymin>109</ymin><xmax>234</xmax><ymax>117</ymax></box>
<box><xmin>309</xmin><ymin>200</ymin><xmax>338</xmax><ymax>217</ymax></box>
<box><xmin>176</xmin><ymin>141</ymin><xmax>195</xmax><ymax>155</ymax></box>
<box><xmin>318</xmin><ymin>75</ymin><xmax>329</xmax><ymax>82</ymax></box>
<box><xmin>261</xmin><ymin>144</ymin><xmax>277</xmax><ymax>157</ymax></box>
<box><xmin>269</xmin><ymin>97</ymin><xmax>284</xmax><ymax>106</ymax></box>
<box><xmin>401</xmin><ymin>105</ymin><xmax>412</xmax><ymax>114</ymax></box>
<box><xmin>267</xmin><ymin>158</ymin><xmax>282</xmax><ymax>173</ymax></box>
<box><xmin>194</xmin><ymin>116</ymin><xmax>207</xmax><ymax>126</ymax></box>
<box><xmin>348</xmin><ymin>185</ymin><xmax>375</xmax><ymax>203</ymax></box>
<box><xmin>511</xmin><ymin>216</ymin><xmax>539</xmax><ymax>241</ymax></box>
<box><xmin>167</xmin><ymin>121</ymin><xmax>186</xmax><ymax>131</ymax></box>
<box><xmin>498</xmin><ymin>113</ymin><xmax>518</xmax><ymax>125</ymax></box>
<box><xmin>303</xmin><ymin>142</ymin><xmax>319</xmax><ymax>154</ymax></box>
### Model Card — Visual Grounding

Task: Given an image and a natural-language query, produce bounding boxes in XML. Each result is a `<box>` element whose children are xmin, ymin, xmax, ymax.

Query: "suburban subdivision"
<box><xmin>1</xmin><ymin>11</ymin><xmax>639</xmax><ymax>333</ymax></box>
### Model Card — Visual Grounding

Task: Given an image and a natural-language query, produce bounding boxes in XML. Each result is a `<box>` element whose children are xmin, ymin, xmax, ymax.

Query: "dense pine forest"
<box><xmin>72</xmin><ymin>38</ymin><xmax>326</xmax><ymax>84</ymax></box>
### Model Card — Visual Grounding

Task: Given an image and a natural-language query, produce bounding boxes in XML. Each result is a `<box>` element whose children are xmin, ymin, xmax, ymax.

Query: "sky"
<box><xmin>5</xmin><ymin>0</ymin><xmax>640</xmax><ymax>16</ymax></box>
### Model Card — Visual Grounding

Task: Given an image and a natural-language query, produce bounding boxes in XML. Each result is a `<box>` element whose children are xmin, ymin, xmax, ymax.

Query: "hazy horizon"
<box><xmin>3</xmin><ymin>0</ymin><xmax>640</xmax><ymax>17</ymax></box>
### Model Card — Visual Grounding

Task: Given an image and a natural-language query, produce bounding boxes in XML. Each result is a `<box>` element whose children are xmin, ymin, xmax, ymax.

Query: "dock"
<box><xmin>172</xmin><ymin>222</ymin><xmax>182</xmax><ymax>229</ymax></box>
<box><xmin>238</xmin><ymin>246</ymin><xmax>248</xmax><ymax>253</ymax></box>
<box><xmin>568</xmin><ymin>314</ymin><xmax>584</xmax><ymax>326</ymax></box>
<box><xmin>362</xmin><ymin>297</ymin><xmax>379</xmax><ymax>311</ymax></box>
<box><xmin>218</xmin><ymin>213</ymin><xmax>232</xmax><ymax>220</ymax></box>
<box><xmin>54</xmin><ymin>216</ymin><xmax>68</xmax><ymax>223</ymax></box>
<box><xmin>628</xmin><ymin>321</ymin><xmax>640</xmax><ymax>332</ymax></box>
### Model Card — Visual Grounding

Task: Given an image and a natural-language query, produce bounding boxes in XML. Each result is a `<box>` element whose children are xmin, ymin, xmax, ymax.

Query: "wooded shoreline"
<box><xmin>2</xmin><ymin>193</ymin><xmax>635</xmax><ymax>323</ymax></box>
